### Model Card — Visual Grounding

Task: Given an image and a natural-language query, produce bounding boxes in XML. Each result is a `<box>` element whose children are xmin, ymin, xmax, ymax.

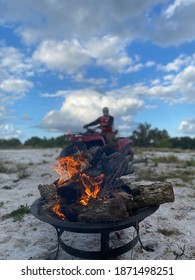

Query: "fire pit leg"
<box><xmin>135</xmin><ymin>222</ymin><xmax>143</xmax><ymax>248</ymax></box>
<box><xmin>100</xmin><ymin>231</ymin><xmax>110</xmax><ymax>259</ymax></box>
<box><xmin>54</xmin><ymin>227</ymin><xmax>65</xmax><ymax>260</ymax></box>
<box><xmin>135</xmin><ymin>223</ymin><xmax>155</xmax><ymax>252</ymax></box>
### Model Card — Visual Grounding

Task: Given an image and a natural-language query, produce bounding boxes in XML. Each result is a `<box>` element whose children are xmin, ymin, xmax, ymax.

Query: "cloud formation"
<box><xmin>151</xmin><ymin>0</ymin><xmax>195</xmax><ymax>45</ymax></box>
<box><xmin>0</xmin><ymin>0</ymin><xmax>164</xmax><ymax>42</ymax></box>
<box><xmin>39</xmin><ymin>58</ymin><xmax>195</xmax><ymax>135</ymax></box>
<box><xmin>0</xmin><ymin>79</ymin><xmax>33</xmax><ymax>94</ymax></box>
<box><xmin>33</xmin><ymin>36</ymin><xmax>137</xmax><ymax>74</ymax></box>
<box><xmin>1</xmin><ymin>0</ymin><xmax>195</xmax><ymax>139</ymax></box>
<box><xmin>33</xmin><ymin>40</ymin><xmax>91</xmax><ymax>73</ymax></box>
<box><xmin>1</xmin><ymin>0</ymin><xmax>195</xmax><ymax>46</ymax></box>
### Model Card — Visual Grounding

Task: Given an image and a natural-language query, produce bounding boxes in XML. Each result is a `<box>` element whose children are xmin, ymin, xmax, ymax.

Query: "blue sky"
<box><xmin>1</xmin><ymin>0</ymin><xmax>195</xmax><ymax>142</ymax></box>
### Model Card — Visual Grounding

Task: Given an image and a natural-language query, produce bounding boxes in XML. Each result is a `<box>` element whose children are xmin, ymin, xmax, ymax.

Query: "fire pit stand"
<box><xmin>31</xmin><ymin>198</ymin><xmax>159</xmax><ymax>260</ymax></box>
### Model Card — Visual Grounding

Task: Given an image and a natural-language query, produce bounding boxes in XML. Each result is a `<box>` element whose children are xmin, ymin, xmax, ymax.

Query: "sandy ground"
<box><xmin>0</xmin><ymin>148</ymin><xmax>195</xmax><ymax>260</ymax></box>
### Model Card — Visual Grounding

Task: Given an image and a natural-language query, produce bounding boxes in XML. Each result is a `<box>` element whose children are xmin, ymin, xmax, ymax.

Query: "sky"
<box><xmin>1</xmin><ymin>0</ymin><xmax>195</xmax><ymax>142</ymax></box>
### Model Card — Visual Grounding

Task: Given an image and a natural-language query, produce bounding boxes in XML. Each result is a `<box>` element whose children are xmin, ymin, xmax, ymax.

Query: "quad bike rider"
<box><xmin>83</xmin><ymin>107</ymin><xmax>115</xmax><ymax>145</ymax></box>
<box><xmin>58</xmin><ymin>107</ymin><xmax>134</xmax><ymax>159</ymax></box>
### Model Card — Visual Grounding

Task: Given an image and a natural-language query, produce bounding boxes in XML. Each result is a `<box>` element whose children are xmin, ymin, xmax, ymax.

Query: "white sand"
<box><xmin>0</xmin><ymin>148</ymin><xmax>194</xmax><ymax>260</ymax></box>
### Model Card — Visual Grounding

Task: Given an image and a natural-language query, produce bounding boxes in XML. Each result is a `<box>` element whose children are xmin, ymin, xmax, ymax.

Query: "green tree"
<box><xmin>0</xmin><ymin>138</ymin><xmax>22</xmax><ymax>148</ymax></box>
<box><xmin>131</xmin><ymin>123</ymin><xmax>170</xmax><ymax>147</ymax></box>
<box><xmin>24</xmin><ymin>136</ymin><xmax>44</xmax><ymax>147</ymax></box>
<box><xmin>149</xmin><ymin>128</ymin><xmax>170</xmax><ymax>147</ymax></box>
<box><xmin>132</xmin><ymin>123</ymin><xmax>151</xmax><ymax>147</ymax></box>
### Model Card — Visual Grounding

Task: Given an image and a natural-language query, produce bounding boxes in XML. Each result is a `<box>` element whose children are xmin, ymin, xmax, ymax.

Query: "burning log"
<box><xmin>38</xmin><ymin>180</ymin><xmax>174</xmax><ymax>223</ymax></box>
<box><xmin>76</xmin><ymin>181</ymin><xmax>174</xmax><ymax>223</ymax></box>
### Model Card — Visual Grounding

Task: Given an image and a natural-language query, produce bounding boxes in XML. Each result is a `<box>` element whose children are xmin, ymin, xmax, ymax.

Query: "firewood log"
<box><xmin>78</xmin><ymin>197</ymin><xmax>130</xmax><ymax>223</ymax></box>
<box><xmin>77</xmin><ymin>181</ymin><xmax>174</xmax><ymax>223</ymax></box>
<box><xmin>112</xmin><ymin>180</ymin><xmax>174</xmax><ymax>213</ymax></box>
<box><xmin>38</xmin><ymin>183</ymin><xmax>57</xmax><ymax>201</ymax></box>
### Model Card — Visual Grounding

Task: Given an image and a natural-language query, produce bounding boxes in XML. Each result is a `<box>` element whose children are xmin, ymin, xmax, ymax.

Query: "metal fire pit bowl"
<box><xmin>31</xmin><ymin>197</ymin><xmax>159</xmax><ymax>260</ymax></box>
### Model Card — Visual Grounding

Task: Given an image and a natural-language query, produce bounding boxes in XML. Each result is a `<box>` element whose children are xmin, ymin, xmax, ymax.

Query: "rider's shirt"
<box><xmin>99</xmin><ymin>116</ymin><xmax>113</xmax><ymax>132</ymax></box>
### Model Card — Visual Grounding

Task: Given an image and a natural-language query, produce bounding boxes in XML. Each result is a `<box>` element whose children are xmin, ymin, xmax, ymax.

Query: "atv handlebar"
<box><xmin>84</xmin><ymin>126</ymin><xmax>101</xmax><ymax>133</ymax></box>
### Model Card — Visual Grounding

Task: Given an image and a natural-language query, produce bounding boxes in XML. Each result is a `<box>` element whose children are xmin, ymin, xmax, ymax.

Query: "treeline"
<box><xmin>0</xmin><ymin>135</ymin><xmax>66</xmax><ymax>149</ymax></box>
<box><xmin>0</xmin><ymin>123</ymin><xmax>195</xmax><ymax>149</ymax></box>
<box><xmin>130</xmin><ymin>123</ymin><xmax>195</xmax><ymax>149</ymax></box>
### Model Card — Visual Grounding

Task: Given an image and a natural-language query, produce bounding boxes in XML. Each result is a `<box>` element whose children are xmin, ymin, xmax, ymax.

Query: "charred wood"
<box><xmin>76</xmin><ymin>181</ymin><xmax>174</xmax><ymax>223</ymax></box>
<box><xmin>38</xmin><ymin>183</ymin><xmax>57</xmax><ymax>201</ymax></box>
<box><xmin>78</xmin><ymin>197</ymin><xmax>129</xmax><ymax>223</ymax></box>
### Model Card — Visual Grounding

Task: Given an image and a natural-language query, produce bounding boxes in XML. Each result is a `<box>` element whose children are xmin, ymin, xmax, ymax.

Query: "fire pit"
<box><xmin>31</xmin><ymin>198</ymin><xmax>159</xmax><ymax>259</ymax></box>
<box><xmin>30</xmin><ymin>143</ymin><xmax>174</xmax><ymax>259</ymax></box>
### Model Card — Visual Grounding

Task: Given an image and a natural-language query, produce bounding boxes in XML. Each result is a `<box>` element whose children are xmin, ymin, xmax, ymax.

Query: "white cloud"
<box><xmin>69</xmin><ymin>63</ymin><xmax>195</xmax><ymax>108</ymax></box>
<box><xmin>97</xmin><ymin>64</ymin><xmax>195</xmax><ymax>105</ymax></box>
<box><xmin>125</xmin><ymin>63</ymin><xmax>143</xmax><ymax>73</ymax></box>
<box><xmin>158</xmin><ymin>54</ymin><xmax>195</xmax><ymax>72</ymax></box>
<box><xmin>0</xmin><ymin>0</ymin><xmax>162</xmax><ymax>43</ymax></box>
<box><xmin>85</xmin><ymin>35</ymin><xmax>126</xmax><ymax>59</ymax></box>
<box><xmin>33</xmin><ymin>35</ymin><xmax>147</xmax><ymax>74</ymax></box>
<box><xmin>164</xmin><ymin>0</ymin><xmax>195</xmax><ymax>18</ymax></box>
<box><xmin>0</xmin><ymin>45</ymin><xmax>35</xmax><ymax>139</ymax></box>
<box><xmin>75</xmin><ymin>73</ymin><xmax>107</xmax><ymax>86</ymax></box>
<box><xmin>151</xmin><ymin>0</ymin><xmax>195</xmax><ymax>45</ymax></box>
<box><xmin>0</xmin><ymin>79</ymin><xmax>33</xmax><ymax>94</ymax></box>
<box><xmin>0</xmin><ymin>124</ymin><xmax>21</xmax><ymax>139</ymax></box>
<box><xmin>137</xmin><ymin>65</ymin><xmax>195</xmax><ymax>103</ymax></box>
<box><xmin>178</xmin><ymin>118</ymin><xmax>195</xmax><ymax>135</ymax></box>
<box><xmin>18</xmin><ymin>27</ymin><xmax>40</xmax><ymax>45</ymax></box>
<box><xmin>151</xmin><ymin>79</ymin><xmax>160</xmax><ymax>86</ymax></box>
<box><xmin>1</xmin><ymin>0</ymin><xmax>195</xmax><ymax>47</ymax></box>
<box><xmin>97</xmin><ymin>56</ymin><xmax>132</xmax><ymax>73</ymax></box>
<box><xmin>33</xmin><ymin>40</ymin><xmax>91</xmax><ymax>73</ymax></box>
<box><xmin>145</xmin><ymin>61</ymin><xmax>156</xmax><ymax>67</ymax></box>
<box><xmin>85</xmin><ymin>36</ymin><xmax>156</xmax><ymax>73</ymax></box>
<box><xmin>41</xmin><ymin>90</ymin><xmax>67</xmax><ymax>98</ymax></box>
<box><xmin>163</xmin><ymin>75</ymin><xmax>175</xmax><ymax>81</ymax></box>
<box><xmin>172</xmin><ymin>66</ymin><xmax>195</xmax><ymax>101</ymax></box>
<box><xmin>0</xmin><ymin>45</ymin><xmax>34</xmax><ymax>79</ymax></box>
<box><xmin>85</xmin><ymin>35</ymin><xmax>132</xmax><ymax>72</ymax></box>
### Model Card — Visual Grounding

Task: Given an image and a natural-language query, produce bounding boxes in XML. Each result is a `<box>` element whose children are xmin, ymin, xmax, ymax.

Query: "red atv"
<box><xmin>58</xmin><ymin>128</ymin><xmax>134</xmax><ymax>158</ymax></box>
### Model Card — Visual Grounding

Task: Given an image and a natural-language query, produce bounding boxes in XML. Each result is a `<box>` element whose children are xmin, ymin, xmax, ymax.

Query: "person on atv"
<box><xmin>83</xmin><ymin>107</ymin><xmax>116</xmax><ymax>144</ymax></box>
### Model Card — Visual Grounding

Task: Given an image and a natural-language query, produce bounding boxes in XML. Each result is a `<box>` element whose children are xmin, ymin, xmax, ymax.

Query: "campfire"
<box><xmin>38</xmin><ymin>143</ymin><xmax>175</xmax><ymax>223</ymax></box>
<box><xmin>32</xmin><ymin>143</ymin><xmax>175</xmax><ymax>259</ymax></box>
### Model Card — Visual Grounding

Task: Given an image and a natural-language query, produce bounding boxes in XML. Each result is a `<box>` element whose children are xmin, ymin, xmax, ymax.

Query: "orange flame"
<box><xmin>79</xmin><ymin>173</ymin><xmax>104</xmax><ymax>206</ymax></box>
<box><xmin>51</xmin><ymin>197</ymin><xmax>66</xmax><ymax>220</ymax></box>
<box><xmin>52</xmin><ymin>153</ymin><xmax>90</xmax><ymax>186</ymax></box>
<box><xmin>51</xmin><ymin>151</ymin><xmax>104</xmax><ymax>219</ymax></box>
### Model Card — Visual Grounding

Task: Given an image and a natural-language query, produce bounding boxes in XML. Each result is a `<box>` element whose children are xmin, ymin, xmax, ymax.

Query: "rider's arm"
<box><xmin>84</xmin><ymin>118</ymin><xmax>100</xmax><ymax>128</ymax></box>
